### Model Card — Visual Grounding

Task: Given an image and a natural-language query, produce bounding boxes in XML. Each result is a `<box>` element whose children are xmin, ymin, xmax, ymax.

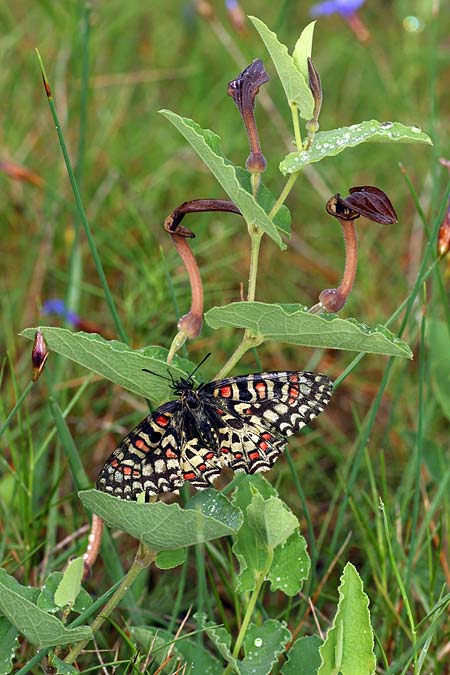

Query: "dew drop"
<box><xmin>254</xmin><ymin>637</ymin><xmax>263</xmax><ymax>647</ymax></box>
<box><xmin>411</xmin><ymin>125</ymin><xmax>422</xmax><ymax>133</ymax></box>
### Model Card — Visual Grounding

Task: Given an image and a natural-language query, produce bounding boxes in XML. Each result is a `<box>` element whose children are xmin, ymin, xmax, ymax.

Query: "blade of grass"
<box><xmin>35</xmin><ymin>49</ymin><xmax>128</xmax><ymax>344</ymax></box>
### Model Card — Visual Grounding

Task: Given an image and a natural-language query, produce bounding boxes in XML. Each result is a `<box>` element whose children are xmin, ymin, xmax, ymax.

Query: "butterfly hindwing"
<box><xmin>97</xmin><ymin>370</ymin><xmax>333</xmax><ymax>500</ymax></box>
<box><xmin>96</xmin><ymin>401</ymin><xmax>186</xmax><ymax>500</ymax></box>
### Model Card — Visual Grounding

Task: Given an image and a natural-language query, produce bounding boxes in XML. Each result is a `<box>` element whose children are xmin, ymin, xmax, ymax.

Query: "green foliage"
<box><xmin>20</xmin><ymin>327</ymin><xmax>194</xmax><ymax>402</ymax></box>
<box><xmin>1</xmin><ymin>4</ymin><xmax>448</xmax><ymax>675</ymax></box>
<box><xmin>206</xmin><ymin>302</ymin><xmax>413</xmax><ymax>357</ymax></box>
<box><xmin>249</xmin><ymin>16</ymin><xmax>315</xmax><ymax>119</ymax></box>
<box><xmin>280</xmin><ymin>635</ymin><xmax>322</xmax><ymax>675</ymax></box>
<box><xmin>160</xmin><ymin>110</ymin><xmax>286</xmax><ymax>248</ymax></box>
<box><xmin>79</xmin><ymin>488</ymin><xmax>243</xmax><ymax>551</ymax></box>
<box><xmin>318</xmin><ymin>563</ymin><xmax>376</xmax><ymax>675</ymax></box>
<box><xmin>0</xmin><ymin>570</ymin><xmax>92</xmax><ymax>648</ymax></box>
<box><xmin>280</xmin><ymin>121</ymin><xmax>432</xmax><ymax>173</ymax></box>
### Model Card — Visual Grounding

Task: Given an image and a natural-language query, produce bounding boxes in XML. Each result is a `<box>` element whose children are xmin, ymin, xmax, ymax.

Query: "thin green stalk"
<box><xmin>14</xmin><ymin>578</ymin><xmax>123</xmax><ymax>675</ymax></box>
<box><xmin>269</xmin><ymin>172</ymin><xmax>299</xmax><ymax>221</ymax></box>
<box><xmin>35</xmin><ymin>50</ymin><xmax>128</xmax><ymax>344</ymax></box>
<box><xmin>380</xmin><ymin>500</ymin><xmax>417</xmax><ymax>670</ymax></box>
<box><xmin>64</xmin><ymin>543</ymin><xmax>156</xmax><ymax>664</ymax></box>
<box><xmin>406</xmin><ymin>290</ymin><xmax>426</xmax><ymax>586</ymax></box>
<box><xmin>0</xmin><ymin>380</ymin><xmax>34</xmax><ymax>439</ymax></box>
<box><xmin>247</xmin><ymin>228</ymin><xmax>263</xmax><ymax>302</ymax></box>
<box><xmin>290</xmin><ymin>102</ymin><xmax>302</xmax><ymax>149</ymax></box>
<box><xmin>223</xmin><ymin>551</ymin><xmax>273</xmax><ymax>675</ymax></box>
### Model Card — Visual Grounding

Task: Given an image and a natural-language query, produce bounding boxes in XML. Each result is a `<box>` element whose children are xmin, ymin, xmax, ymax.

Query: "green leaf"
<box><xmin>155</xmin><ymin>548</ymin><xmax>187</xmax><ymax>570</ymax></box>
<box><xmin>249</xmin><ymin>17</ymin><xmax>314</xmax><ymax>120</ymax></box>
<box><xmin>280</xmin><ymin>635</ymin><xmax>322</xmax><ymax>675</ymax></box>
<box><xmin>427</xmin><ymin>319</ymin><xmax>450</xmax><ymax>420</ymax></box>
<box><xmin>79</xmin><ymin>489</ymin><xmax>243</xmax><ymax>552</ymax></box>
<box><xmin>235</xmin><ymin>168</ymin><xmax>291</xmax><ymax>237</ymax></box>
<box><xmin>205</xmin><ymin>302</ymin><xmax>413</xmax><ymax>358</ymax></box>
<box><xmin>0</xmin><ymin>569</ymin><xmax>91</xmax><ymax>648</ymax></box>
<box><xmin>280</xmin><ymin>120</ymin><xmax>432</xmax><ymax>174</ymax></box>
<box><xmin>318</xmin><ymin>563</ymin><xmax>376</xmax><ymax>675</ymax></box>
<box><xmin>132</xmin><ymin>625</ymin><xmax>223</xmax><ymax>675</ymax></box>
<box><xmin>240</xmin><ymin>620</ymin><xmax>291</xmax><ymax>675</ymax></box>
<box><xmin>0</xmin><ymin>616</ymin><xmax>19</xmax><ymax>675</ymax></box>
<box><xmin>247</xmin><ymin>493</ymin><xmax>298</xmax><ymax>549</ymax></box>
<box><xmin>196</xmin><ymin>612</ymin><xmax>236</xmax><ymax>668</ymax></box>
<box><xmin>37</xmin><ymin>572</ymin><xmax>92</xmax><ymax>615</ymax></box>
<box><xmin>231</xmin><ymin>476</ymin><xmax>308</xmax><ymax>595</ymax></box>
<box><xmin>54</xmin><ymin>557</ymin><xmax>84</xmax><ymax>609</ymax></box>
<box><xmin>49</xmin><ymin>656</ymin><xmax>79</xmax><ymax>675</ymax></box>
<box><xmin>160</xmin><ymin>110</ymin><xmax>285</xmax><ymax>249</ymax></box>
<box><xmin>293</xmin><ymin>21</ymin><xmax>316</xmax><ymax>81</ymax></box>
<box><xmin>268</xmin><ymin>530</ymin><xmax>310</xmax><ymax>596</ymax></box>
<box><xmin>186</xmin><ymin>489</ymin><xmax>245</xmax><ymax>532</ymax></box>
<box><xmin>20</xmin><ymin>327</ymin><xmax>195</xmax><ymax>403</ymax></box>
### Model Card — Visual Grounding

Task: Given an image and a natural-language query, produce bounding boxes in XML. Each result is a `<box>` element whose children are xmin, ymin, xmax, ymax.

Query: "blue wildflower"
<box><xmin>42</xmin><ymin>299</ymin><xmax>80</xmax><ymax>326</ymax></box>
<box><xmin>310</xmin><ymin>0</ymin><xmax>365</xmax><ymax>18</ymax></box>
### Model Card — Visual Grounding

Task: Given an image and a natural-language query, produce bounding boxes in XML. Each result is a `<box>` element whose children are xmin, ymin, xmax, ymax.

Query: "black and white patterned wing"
<box><xmin>201</xmin><ymin>371</ymin><xmax>333</xmax><ymax>437</ymax></box>
<box><xmin>96</xmin><ymin>401</ymin><xmax>187</xmax><ymax>500</ymax></box>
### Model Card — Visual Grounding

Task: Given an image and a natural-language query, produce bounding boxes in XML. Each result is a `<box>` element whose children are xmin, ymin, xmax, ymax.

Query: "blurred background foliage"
<box><xmin>0</xmin><ymin>0</ymin><xmax>449</xmax><ymax>671</ymax></box>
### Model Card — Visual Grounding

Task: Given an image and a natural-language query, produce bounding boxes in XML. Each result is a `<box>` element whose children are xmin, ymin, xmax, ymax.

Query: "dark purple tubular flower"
<box><xmin>310</xmin><ymin>0</ymin><xmax>365</xmax><ymax>17</ymax></box>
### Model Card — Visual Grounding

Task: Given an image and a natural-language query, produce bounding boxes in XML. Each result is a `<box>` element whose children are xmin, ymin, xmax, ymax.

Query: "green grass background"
<box><xmin>1</xmin><ymin>0</ymin><xmax>449</xmax><ymax>672</ymax></box>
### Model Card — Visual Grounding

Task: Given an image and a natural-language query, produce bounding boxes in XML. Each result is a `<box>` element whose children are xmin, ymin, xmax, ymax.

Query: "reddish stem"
<box><xmin>171</xmin><ymin>233</ymin><xmax>204</xmax><ymax>338</ymax></box>
<box><xmin>319</xmin><ymin>218</ymin><xmax>358</xmax><ymax>313</ymax></box>
<box><xmin>82</xmin><ymin>514</ymin><xmax>104</xmax><ymax>580</ymax></box>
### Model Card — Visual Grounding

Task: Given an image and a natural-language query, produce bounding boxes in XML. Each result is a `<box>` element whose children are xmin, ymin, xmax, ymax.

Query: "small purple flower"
<box><xmin>42</xmin><ymin>299</ymin><xmax>80</xmax><ymax>326</ymax></box>
<box><xmin>310</xmin><ymin>0</ymin><xmax>365</xmax><ymax>18</ymax></box>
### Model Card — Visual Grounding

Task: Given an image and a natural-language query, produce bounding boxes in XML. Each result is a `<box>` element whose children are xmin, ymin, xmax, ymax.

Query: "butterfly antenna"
<box><xmin>188</xmin><ymin>353</ymin><xmax>211</xmax><ymax>382</ymax></box>
<box><xmin>142</xmin><ymin>368</ymin><xmax>172</xmax><ymax>382</ymax></box>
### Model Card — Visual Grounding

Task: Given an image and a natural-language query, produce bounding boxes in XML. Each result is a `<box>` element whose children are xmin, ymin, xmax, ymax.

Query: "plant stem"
<box><xmin>223</xmin><ymin>552</ymin><xmax>273</xmax><ymax>675</ymax></box>
<box><xmin>269</xmin><ymin>173</ymin><xmax>298</xmax><ymax>221</ymax></box>
<box><xmin>290</xmin><ymin>102</ymin><xmax>302</xmax><ymax>149</ymax></box>
<box><xmin>64</xmin><ymin>543</ymin><xmax>156</xmax><ymax>664</ymax></box>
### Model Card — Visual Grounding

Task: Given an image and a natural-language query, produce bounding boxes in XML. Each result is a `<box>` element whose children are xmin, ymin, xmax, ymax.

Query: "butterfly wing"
<box><xmin>96</xmin><ymin>401</ymin><xmax>187</xmax><ymax>500</ymax></box>
<box><xmin>199</xmin><ymin>371</ymin><xmax>332</xmax><ymax>473</ymax></box>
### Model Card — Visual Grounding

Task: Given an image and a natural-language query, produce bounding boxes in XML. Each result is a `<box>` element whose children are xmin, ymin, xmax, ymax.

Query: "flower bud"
<box><xmin>32</xmin><ymin>330</ymin><xmax>49</xmax><ymax>381</ymax></box>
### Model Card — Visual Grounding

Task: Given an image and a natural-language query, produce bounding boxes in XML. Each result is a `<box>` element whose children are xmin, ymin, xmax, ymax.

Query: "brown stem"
<box><xmin>318</xmin><ymin>218</ymin><xmax>358</xmax><ymax>313</ymax></box>
<box><xmin>164</xmin><ymin>199</ymin><xmax>240</xmax><ymax>237</ymax></box>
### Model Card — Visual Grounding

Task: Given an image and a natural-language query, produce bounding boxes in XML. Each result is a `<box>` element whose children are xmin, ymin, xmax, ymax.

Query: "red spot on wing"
<box><xmin>255</xmin><ymin>382</ymin><xmax>266</xmax><ymax>398</ymax></box>
<box><xmin>165</xmin><ymin>449</ymin><xmax>177</xmax><ymax>459</ymax></box>
<box><xmin>289</xmin><ymin>386</ymin><xmax>299</xmax><ymax>399</ymax></box>
<box><xmin>221</xmin><ymin>447</ymin><xmax>230</xmax><ymax>454</ymax></box>
<box><xmin>198</xmin><ymin>464</ymin><xmax>206</xmax><ymax>472</ymax></box>
<box><xmin>248</xmin><ymin>451</ymin><xmax>260</xmax><ymax>460</ymax></box>
<box><xmin>205</xmin><ymin>452</ymin><xmax>215</xmax><ymax>460</ymax></box>
<box><xmin>259</xmin><ymin>441</ymin><xmax>268</xmax><ymax>451</ymax></box>
<box><xmin>111</xmin><ymin>459</ymin><xmax>119</xmax><ymax>468</ymax></box>
<box><xmin>132</xmin><ymin>470</ymin><xmax>140</xmax><ymax>477</ymax></box>
<box><xmin>262</xmin><ymin>433</ymin><xmax>272</xmax><ymax>440</ymax></box>
<box><xmin>156</xmin><ymin>415</ymin><xmax>170</xmax><ymax>427</ymax></box>
<box><xmin>220</xmin><ymin>385</ymin><xmax>232</xmax><ymax>398</ymax></box>
<box><xmin>183</xmin><ymin>471</ymin><xmax>196</xmax><ymax>480</ymax></box>
<box><xmin>289</xmin><ymin>374</ymin><xmax>299</xmax><ymax>383</ymax></box>
<box><xmin>135</xmin><ymin>439</ymin><xmax>150</xmax><ymax>452</ymax></box>
<box><xmin>234</xmin><ymin>452</ymin><xmax>243</xmax><ymax>459</ymax></box>
<box><xmin>123</xmin><ymin>466</ymin><xmax>132</xmax><ymax>476</ymax></box>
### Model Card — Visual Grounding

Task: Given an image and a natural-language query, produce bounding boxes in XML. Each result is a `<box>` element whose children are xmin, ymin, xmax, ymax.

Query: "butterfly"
<box><xmin>96</xmin><ymin>369</ymin><xmax>333</xmax><ymax>500</ymax></box>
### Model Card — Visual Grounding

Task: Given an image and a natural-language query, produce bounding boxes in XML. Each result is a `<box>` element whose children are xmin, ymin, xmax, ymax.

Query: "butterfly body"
<box><xmin>97</xmin><ymin>371</ymin><xmax>333</xmax><ymax>500</ymax></box>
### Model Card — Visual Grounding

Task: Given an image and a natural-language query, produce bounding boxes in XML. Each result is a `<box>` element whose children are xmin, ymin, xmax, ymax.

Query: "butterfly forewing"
<box><xmin>97</xmin><ymin>370</ymin><xmax>333</xmax><ymax>500</ymax></box>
